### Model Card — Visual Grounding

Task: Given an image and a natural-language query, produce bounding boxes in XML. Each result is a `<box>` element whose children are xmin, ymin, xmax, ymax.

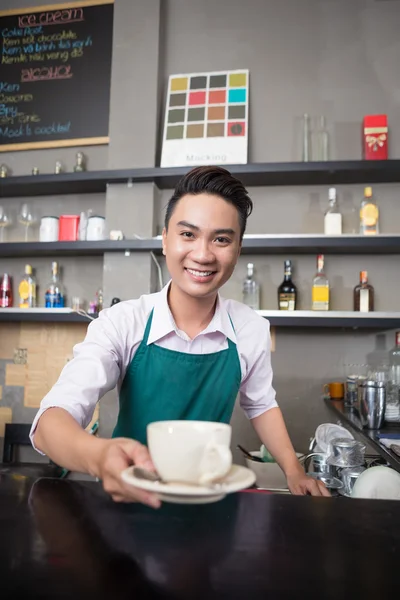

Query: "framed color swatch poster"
<box><xmin>161</xmin><ymin>69</ymin><xmax>249</xmax><ymax>167</ymax></box>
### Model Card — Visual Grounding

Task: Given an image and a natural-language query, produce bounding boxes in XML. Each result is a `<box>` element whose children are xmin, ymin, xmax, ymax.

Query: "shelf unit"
<box><xmin>2</xmin><ymin>235</ymin><xmax>400</xmax><ymax>257</ymax></box>
<box><xmin>1</xmin><ymin>160</ymin><xmax>400</xmax><ymax>197</ymax></box>
<box><xmin>1</xmin><ymin>160</ymin><xmax>399</xmax><ymax>328</ymax></box>
<box><xmin>1</xmin><ymin>308</ymin><xmax>399</xmax><ymax>329</ymax></box>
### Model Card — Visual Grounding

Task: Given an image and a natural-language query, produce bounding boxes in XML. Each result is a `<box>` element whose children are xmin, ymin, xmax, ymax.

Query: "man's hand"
<box><xmin>286</xmin><ymin>469</ymin><xmax>331</xmax><ymax>497</ymax></box>
<box><xmin>96</xmin><ymin>438</ymin><xmax>161</xmax><ymax>508</ymax></box>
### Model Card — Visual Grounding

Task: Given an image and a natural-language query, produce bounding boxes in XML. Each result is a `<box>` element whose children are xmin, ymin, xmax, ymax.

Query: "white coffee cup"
<box><xmin>86</xmin><ymin>215</ymin><xmax>106</xmax><ymax>240</ymax></box>
<box><xmin>147</xmin><ymin>420</ymin><xmax>232</xmax><ymax>486</ymax></box>
<box><xmin>40</xmin><ymin>216</ymin><xmax>59</xmax><ymax>242</ymax></box>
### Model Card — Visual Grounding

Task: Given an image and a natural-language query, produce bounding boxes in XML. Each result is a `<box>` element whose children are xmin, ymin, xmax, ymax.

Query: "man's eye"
<box><xmin>215</xmin><ymin>237</ymin><xmax>230</xmax><ymax>244</ymax></box>
<box><xmin>181</xmin><ymin>231</ymin><xmax>194</xmax><ymax>238</ymax></box>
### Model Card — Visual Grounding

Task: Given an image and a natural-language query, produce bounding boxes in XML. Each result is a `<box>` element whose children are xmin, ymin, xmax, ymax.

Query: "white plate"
<box><xmin>121</xmin><ymin>464</ymin><xmax>256</xmax><ymax>504</ymax></box>
<box><xmin>352</xmin><ymin>466</ymin><xmax>400</xmax><ymax>500</ymax></box>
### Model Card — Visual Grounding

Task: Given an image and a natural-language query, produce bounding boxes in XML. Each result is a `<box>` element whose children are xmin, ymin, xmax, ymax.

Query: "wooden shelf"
<box><xmin>256</xmin><ymin>310</ymin><xmax>400</xmax><ymax>329</ymax></box>
<box><xmin>2</xmin><ymin>235</ymin><xmax>400</xmax><ymax>258</ymax></box>
<box><xmin>0</xmin><ymin>308</ymin><xmax>92</xmax><ymax>322</ymax></box>
<box><xmin>0</xmin><ymin>308</ymin><xmax>399</xmax><ymax>329</ymax></box>
<box><xmin>1</xmin><ymin>160</ymin><xmax>400</xmax><ymax>197</ymax></box>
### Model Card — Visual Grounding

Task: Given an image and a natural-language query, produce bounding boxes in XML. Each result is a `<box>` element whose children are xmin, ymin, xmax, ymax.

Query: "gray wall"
<box><xmin>1</xmin><ymin>0</ymin><xmax>400</xmax><ymax>459</ymax></box>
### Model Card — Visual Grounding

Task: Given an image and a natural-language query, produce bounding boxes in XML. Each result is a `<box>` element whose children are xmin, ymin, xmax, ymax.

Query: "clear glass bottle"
<box><xmin>353</xmin><ymin>271</ymin><xmax>374</xmax><ymax>312</ymax></box>
<box><xmin>360</xmin><ymin>186</ymin><xmax>379</xmax><ymax>235</ymax></box>
<box><xmin>45</xmin><ymin>261</ymin><xmax>65</xmax><ymax>308</ymax></box>
<box><xmin>312</xmin><ymin>254</ymin><xmax>329</xmax><ymax>311</ymax></box>
<box><xmin>312</xmin><ymin>116</ymin><xmax>329</xmax><ymax>161</ymax></box>
<box><xmin>302</xmin><ymin>113</ymin><xmax>311</xmax><ymax>162</ymax></box>
<box><xmin>19</xmin><ymin>264</ymin><xmax>36</xmax><ymax>308</ymax></box>
<box><xmin>278</xmin><ymin>260</ymin><xmax>297</xmax><ymax>310</ymax></box>
<box><xmin>324</xmin><ymin>188</ymin><xmax>342</xmax><ymax>235</ymax></box>
<box><xmin>243</xmin><ymin>263</ymin><xmax>260</xmax><ymax>310</ymax></box>
<box><xmin>388</xmin><ymin>332</ymin><xmax>400</xmax><ymax>407</ymax></box>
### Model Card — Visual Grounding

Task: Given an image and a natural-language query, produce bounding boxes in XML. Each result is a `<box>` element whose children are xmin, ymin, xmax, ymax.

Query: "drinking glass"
<box><xmin>18</xmin><ymin>203</ymin><xmax>37</xmax><ymax>242</ymax></box>
<box><xmin>0</xmin><ymin>206</ymin><xmax>12</xmax><ymax>242</ymax></box>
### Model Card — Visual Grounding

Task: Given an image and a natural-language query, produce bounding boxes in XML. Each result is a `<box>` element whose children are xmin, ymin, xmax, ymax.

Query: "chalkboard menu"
<box><xmin>0</xmin><ymin>1</ymin><xmax>114</xmax><ymax>151</ymax></box>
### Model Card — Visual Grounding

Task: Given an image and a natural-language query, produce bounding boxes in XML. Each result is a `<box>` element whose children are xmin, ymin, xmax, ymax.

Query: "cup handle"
<box><xmin>198</xmin><ymin>442</ymin><xmax>232</xmax><ymax>485</ymax></box>
<box><xmin>323</xmin><ymin>384</ymin><xmax>330</xmax><ymax>398</ymax></box>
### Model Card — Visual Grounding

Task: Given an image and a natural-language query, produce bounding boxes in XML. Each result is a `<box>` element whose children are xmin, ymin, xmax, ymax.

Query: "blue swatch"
<box><xmin>228</xmin><ymin>88</ymin><xmax>246</xmax><ymax>103</ymax></box>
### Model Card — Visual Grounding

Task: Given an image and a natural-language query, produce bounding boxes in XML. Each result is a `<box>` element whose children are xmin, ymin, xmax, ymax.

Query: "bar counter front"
<box><xmin>0</xmin><ymin>475</ymin><xmax>399</xmax><ymax>599</ymax></box>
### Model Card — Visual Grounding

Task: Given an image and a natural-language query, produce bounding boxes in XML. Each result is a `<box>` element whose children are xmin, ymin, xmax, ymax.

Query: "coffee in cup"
<box><xmin>147</xmin><ymin>420</ymin><xmax>232</xmax><ymax>486</ymax></box>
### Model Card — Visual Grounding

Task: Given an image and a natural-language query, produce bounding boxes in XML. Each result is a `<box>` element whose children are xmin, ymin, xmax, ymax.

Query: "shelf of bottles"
<box><xmin>0</xmin><ymin>308</ymin><xmax>91</xmax><ymax>322</ymax></box>
<box><xmin>2</xmin><ymin>235</ymin><xmax>400</xmax><ymax>257</ymax></box>
<box><xmin>0</xmin><ymin>307</ymin><xmax>398</xmax><ymax>328</ymax></box>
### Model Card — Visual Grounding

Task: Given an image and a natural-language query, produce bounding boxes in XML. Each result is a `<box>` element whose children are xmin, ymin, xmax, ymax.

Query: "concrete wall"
<box><xmin>1</xmin><ymin>0</ymin><xmax>400</xmax><ymax>461</ymax></box>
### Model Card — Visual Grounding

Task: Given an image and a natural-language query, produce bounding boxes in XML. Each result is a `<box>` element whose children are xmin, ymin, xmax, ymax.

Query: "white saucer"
<box><xmin>121</xmin><ymin>464</ymin><xmax>256</xmax><ymax>504</ymax></box>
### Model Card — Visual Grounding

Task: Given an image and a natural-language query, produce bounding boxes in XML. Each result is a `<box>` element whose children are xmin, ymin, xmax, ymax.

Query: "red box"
<box><xmin>363</xmin><ymin>114</ymin><xmax>388</xmax><ymax>160</ymax></box>
<box><xmin>58</xmin><ymin>215</ymin><xmax>80</xmax><ymax>241</ymax></box>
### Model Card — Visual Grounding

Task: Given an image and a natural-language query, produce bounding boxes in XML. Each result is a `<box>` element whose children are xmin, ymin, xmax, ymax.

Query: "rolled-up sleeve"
<box><xmin>30</xmin><ymin>310</ymin><xmax>123</xmax><ymax>452</ymax></box>
<box><xmin>238</xmin><ymin>317</ymin><xmax>278</xmax><ymax>419</ymax></box>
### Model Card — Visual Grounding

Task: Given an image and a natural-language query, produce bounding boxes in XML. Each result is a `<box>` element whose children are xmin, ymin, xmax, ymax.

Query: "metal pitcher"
<box><xmin>358</xmin><ymin>380</ymin><xmax>386</xmax><ymax>429</ymax></box>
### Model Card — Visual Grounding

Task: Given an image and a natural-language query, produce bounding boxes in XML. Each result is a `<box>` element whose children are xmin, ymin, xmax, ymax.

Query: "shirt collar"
<box><xmin>147</xmin><ymin>281</ymin><xmax>236</xmax><ymax>345</ymax></box>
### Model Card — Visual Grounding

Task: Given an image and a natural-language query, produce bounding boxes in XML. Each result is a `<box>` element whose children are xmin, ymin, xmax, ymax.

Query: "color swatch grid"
<box><xmin>161</xmin><ymin>69</ymin><xmax>249</xmax><ymax>167</ymax></box>
<box><xmin>165</xmin><ymin>71</ymin><xmax>248</xmax><ymax>141</ymax></box>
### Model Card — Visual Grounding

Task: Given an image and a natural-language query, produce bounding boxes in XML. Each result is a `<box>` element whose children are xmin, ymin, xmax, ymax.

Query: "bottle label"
<box><xmin>279</xmin><ymin>293</ymin><xmax>296</xmax><ymax>311</ymax></box>
<box><xmin>312</xmin><ymin>286</ymin><xmax>329</xmax><ymax>310</ymax></box>
<box><xmin>45</xmin><ymin>292</ymin><xmax>64</xmax><ymax>308</ymax></box>
<box><xmin>19</xmin><ymin>280</ymin><xmax>36</xmax><ymax>308</ymax></box>
<box><xmin>360</xmin><ymin>203</ymin><xmax>379</xmax><ymax>227</ymax></box>
<box><xmin>359</xmin><ymin>289</ymin><xmax>370</xmax><ymax>312</ymax></box>
<box><xmin>324</xmin><ymin>213</ymin><xmax>342</xmax><ymax>235</ymax></box>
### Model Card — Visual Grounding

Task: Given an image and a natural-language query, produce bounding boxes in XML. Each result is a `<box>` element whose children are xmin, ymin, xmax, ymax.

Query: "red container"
<box><xmin>363</xmin><ymin>115</ymin><xmax>388</xmax><ymax>160</ymax></box>
<box><xmin>58</xmin><ymin>215</ymin><xmax>80</xmax><ymax>241</ymax></box>
<box><xmin>0</xmin><ymin>273</ymin><xmax>13</xmax><ymax>307</ymax></box>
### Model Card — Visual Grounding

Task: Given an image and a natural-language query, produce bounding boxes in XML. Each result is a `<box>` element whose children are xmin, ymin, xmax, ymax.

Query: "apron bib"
<box><xmin>112</xmin><ymin>309</ymin><xmax>241</xmax><ymax>444</ymax></box>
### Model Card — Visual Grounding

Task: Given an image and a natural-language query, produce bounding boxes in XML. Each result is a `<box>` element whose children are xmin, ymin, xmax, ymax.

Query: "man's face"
<box><xmin>162</xmin><ymin>193</ymin><xmax>242</xmax><ymax>299</ymax></box>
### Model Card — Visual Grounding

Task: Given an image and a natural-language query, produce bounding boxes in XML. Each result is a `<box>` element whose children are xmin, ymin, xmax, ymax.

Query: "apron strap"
<box><xmin>142</xmin><ymin>308</ymin><xmax>154</xmax><ymax>345</ymax></box>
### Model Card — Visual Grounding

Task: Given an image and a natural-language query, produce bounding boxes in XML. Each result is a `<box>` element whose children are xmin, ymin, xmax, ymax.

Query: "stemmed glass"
<box><xmin>18</xmin><ymin>203</ymin><xmax>37</xmax><ymax>242</ymax></box>
<box><xmin>0</xmin><ymin>206</ymin><xmax>12</xmax><ymax>242</ymax></box>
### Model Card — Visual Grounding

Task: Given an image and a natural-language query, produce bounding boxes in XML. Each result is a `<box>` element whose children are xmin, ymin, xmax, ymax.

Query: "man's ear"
<box><xmin>162</xmin><ymin>227</ymin><xmax>167</xmax><ymax>256</ymax></box>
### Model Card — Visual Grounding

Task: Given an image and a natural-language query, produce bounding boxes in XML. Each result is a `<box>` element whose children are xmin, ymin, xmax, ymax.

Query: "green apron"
<box><xmin>112</xmin><ymin>308</ymin><xmax>241</xmax><ymax>445</ymax></box>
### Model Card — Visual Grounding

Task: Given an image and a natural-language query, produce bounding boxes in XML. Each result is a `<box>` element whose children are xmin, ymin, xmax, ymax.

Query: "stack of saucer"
<box><xmin>385</xmin><ymin>404</ymin><xmax>400</xmax><ymax>422</ymax></box>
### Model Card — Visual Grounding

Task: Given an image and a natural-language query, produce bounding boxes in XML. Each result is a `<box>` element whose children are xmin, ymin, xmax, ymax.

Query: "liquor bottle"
<box><xmin>360</xmin><ymin>186</ymin><xmax>379</xmax><ymax>235</ymax></box>
<box><xmin>45</xmin><ymin>261</ymin><xmax>65</xmax><ymax>308</ymax></box>
<box><xmin>278</xmin><ymin>260</ymin><xmax>297</xmax><ymax>310</ymax></box>
<box><xmin>243</xmin><ymin>263</ymin><xmax>260</xmax><ymax>310</ymax></box>
<box><xmin>388</xmin><ymin>332</ymin><xmax>400</xmax><ymax>407</ymax></box>
<box><xmin>353</xmin><ymin>271</ymin><xmax>374</xmax><ymax>312</ymax></box>
<box><xmin>19</xmin><ymin>264</ymin><xmax>36</xmax><ymax>308</ymax></box>
<box><xmin>0</xmin><ymin>273</ymin><xmax>13</xmax><ymax>307</ymax></box>
<box><xmin>312</xmin><ymin>254</ymin><xmax>329</xmax><ymax>311</ymax></box>
<box><xmin>324</xmin><ymin>188</ymin><xmax>342</xmax><ymax>235</ymax></box>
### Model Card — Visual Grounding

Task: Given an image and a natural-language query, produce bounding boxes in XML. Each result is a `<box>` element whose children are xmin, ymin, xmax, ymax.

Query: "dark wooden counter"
<box><xmin>0</xmin><ymin>475</ymin><xmax>399</xmax><ymax>599</ymax></box>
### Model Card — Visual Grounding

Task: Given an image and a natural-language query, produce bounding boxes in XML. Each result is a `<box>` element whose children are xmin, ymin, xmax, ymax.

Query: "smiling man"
<box><xmin>31</xmin><ymin>166</ymin><xmax>329</xmax><ymax>506</ymax></box>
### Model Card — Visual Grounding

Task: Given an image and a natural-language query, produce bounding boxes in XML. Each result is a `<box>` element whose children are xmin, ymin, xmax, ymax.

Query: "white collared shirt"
<box><xmin>30</xmin><ymin>283</ymin><xmax>277</xmax><ymax>449</ymax></box>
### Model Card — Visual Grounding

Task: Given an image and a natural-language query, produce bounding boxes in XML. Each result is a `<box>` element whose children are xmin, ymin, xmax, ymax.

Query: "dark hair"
<box><xmin>165</xmin><ymin>166</ymin><xmax>253</xmax><ymax>239</ymax></box>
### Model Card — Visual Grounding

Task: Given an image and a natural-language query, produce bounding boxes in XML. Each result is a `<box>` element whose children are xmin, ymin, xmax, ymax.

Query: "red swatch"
<box><xmin>189</xmin><ymin>91</ymin><xmax>206</xmax><ymax>105</ymax></box>
<box><xmin>228</xmin><ymin>121</ymin><xmax>246</xmax><ymax>137</ymax></box>
<box><xmin>208</xmin><ymin>90</ymin><xmax>226</xmax><ymax>104</ymax></box>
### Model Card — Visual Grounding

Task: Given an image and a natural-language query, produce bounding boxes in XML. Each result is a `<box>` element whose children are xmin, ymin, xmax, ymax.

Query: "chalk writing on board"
<box><xmin>0</xmin><ymin>2</ymin><xmax>113</xmax><ymax>148</ymax></box>
<box><xmin>18</xmin><ymin>8</ymin><xmax>84</xmax><ymax>28</ymax></box>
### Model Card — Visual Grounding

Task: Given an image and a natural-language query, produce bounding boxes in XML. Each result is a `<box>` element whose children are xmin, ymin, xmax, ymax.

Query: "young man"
<box><xmin>31</xmin><ymin>166</ymin><xmax>329</xmax><ymax>507</ymax></box>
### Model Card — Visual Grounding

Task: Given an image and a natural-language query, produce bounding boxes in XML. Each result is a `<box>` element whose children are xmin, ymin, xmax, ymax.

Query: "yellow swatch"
<box><xmin>170</xmin><ymin>77</ymin><xmax>188</xmax><ymax>92</ymax></box>
<box><xmin>229</xmin><ymin>72</ymin><xmax>247</xmax><ymax>88</ymax></box>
